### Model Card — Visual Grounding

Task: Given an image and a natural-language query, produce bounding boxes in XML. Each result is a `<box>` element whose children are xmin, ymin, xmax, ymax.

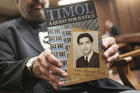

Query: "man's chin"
<box><xmin>29</xmin><ymin>11</ymin><xmax>45</xmax><ymax>19</ymax></box>
<box><xmin>24</xmin><ymin>15</ymin><xmax>45</xmax><ymax>23</ymax></box>
<box><xmin>30</xmin><ymin>18</ymin><xmax>45</xmax><ymax>23</ymax></box>
<box><xmin>31</xmin><ymin>9</ymin><xmax>44</xmax><ymax>14</ymax></box>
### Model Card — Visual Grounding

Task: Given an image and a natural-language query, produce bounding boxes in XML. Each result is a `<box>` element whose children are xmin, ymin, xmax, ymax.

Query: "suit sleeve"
<box><xmin>0</xmin><ymin>31</ymin><xmax>39</xmax><ymax>90</ymax></box>
<box><xmin>76</xmin><ymin>58</ymin><xmax>80</xmax><ymax>67</ymax></box>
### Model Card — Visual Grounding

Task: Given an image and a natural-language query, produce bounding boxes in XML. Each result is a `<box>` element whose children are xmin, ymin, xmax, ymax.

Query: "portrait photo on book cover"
<box><xmin>73</xmin><ymin>31</ymin><xmax>99</xmax><ymax>68</ymax></box>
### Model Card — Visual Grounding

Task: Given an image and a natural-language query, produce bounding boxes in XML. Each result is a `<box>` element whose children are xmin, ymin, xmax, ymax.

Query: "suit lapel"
<box><xmin>88</xmin><ymin>51</ymin><xmax>99</xmax><ymax>67</ymax></box>
<box><xmin>16</xmin><ymin>18</ymin><xmax>44</xmax><ymax>53</ymax></box>
<box><xmin>88</xmin><ymin>51</ymin><xmax>96</xmax><ymax>66</ymax></box>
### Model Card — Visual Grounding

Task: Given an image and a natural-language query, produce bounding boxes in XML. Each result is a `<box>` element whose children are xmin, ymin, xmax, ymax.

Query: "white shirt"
<box><xmin>84</xmin><ymin>51</ymin><xmax>93</xmax><ymax>63</ymax></box>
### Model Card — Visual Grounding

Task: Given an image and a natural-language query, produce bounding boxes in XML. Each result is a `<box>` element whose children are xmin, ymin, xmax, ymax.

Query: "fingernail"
<box><xmin>104</xmin><ymin>44</ymin><xmax>107</xmax><ymax>49</ymax></box>
<box><xmin>58</xmin><ymin>81</ymin><xmax>64</xmax><ymax>87</ymax></box>
<box><xmin>107</xmin><ymin>58</ymin><xmax>111</xmax><ymax>63</ymax></box>
<box><xmin>57</xmin><ymin>62</ymin><xmax>62</xmax><ymax>67</ymax></box>
<box><xmin>62</xmin><ymin>72</ymin><xmax>67</xmax><ymax>77</ymax></box>
<box><xmin>62</xmin><ymin>71</ymin><xmax>65</xmax><ymax>73</ymax></box>
<box><xmin>103</xmin><ymin>43</ymin><xmax>107</xmax><ymax>49</ymax></box>
<box><xmin>104</xmin><ymin>53</ymin><xmax>109</xmax><ymax>58</ymax></box>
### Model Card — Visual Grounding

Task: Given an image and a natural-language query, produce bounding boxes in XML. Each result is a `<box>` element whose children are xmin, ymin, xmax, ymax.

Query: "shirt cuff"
<box><xmin>26</xmin><ymin>57</ymin><xmax>37</xmax><ymax>71</ymax></box>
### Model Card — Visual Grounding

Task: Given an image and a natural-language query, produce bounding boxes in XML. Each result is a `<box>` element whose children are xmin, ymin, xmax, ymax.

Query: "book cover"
<box><xmin>44</xmin><ymin>0</ymin><xmax>108</xmax><ymax>86</ymax></box>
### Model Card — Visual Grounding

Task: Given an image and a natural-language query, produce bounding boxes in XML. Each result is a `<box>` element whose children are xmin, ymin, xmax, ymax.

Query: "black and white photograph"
<box><xmin>73</xmin><ymin>32</ymin><xmax>99</xmax><ymax>68</ymax></box>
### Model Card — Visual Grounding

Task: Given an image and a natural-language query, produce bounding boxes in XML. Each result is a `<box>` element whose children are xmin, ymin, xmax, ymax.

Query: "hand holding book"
<box><xmin>32</xmin><ymin>50</ymin><xmax>67</xmax><ymax>90</ymax></box>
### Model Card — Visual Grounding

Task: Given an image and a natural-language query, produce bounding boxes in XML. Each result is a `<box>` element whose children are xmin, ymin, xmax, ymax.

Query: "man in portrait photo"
<box><xmin>76</xmin><ymin>32</ymin><xmax>99</xmax><ymax>68</ymax></box>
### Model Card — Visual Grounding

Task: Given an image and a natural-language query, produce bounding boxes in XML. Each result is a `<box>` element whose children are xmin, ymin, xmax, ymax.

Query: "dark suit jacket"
<box><xmin>76</xmin><ymin>51</ymin><xmax>99</xmax><ymax>68</ymax></box>
<box><xmin>0</xmin><ymin>18</ymin><xmax>131</xmax><ymax>93</ymax></box>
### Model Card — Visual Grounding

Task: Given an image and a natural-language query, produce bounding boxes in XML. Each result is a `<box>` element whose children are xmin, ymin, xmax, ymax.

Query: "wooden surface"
<box><xmin>110</xmin><ymin>47</ymin><xmax>140</xmax><ymax>90</ymax></box>
<box><xmin>95</xmin><ymin>0</ymin><xmax>140</xmax><ymax>34</ymax></box>
<box><xmin>117</xmin><ymin>60</ymin><xmax>140</xmax><ymax>90</ymax></box>
<box><xmin>116</xmin><ymin>33</ymin><xmax>140</xmax><ymax>43</ymax></box>
<box><xmin>110</xmin><ymin>55</ymin><xmax>140</xmax><ymax>90</ymax></box>
<box><xmin>113</xmin><ymin>48</ymin><xmax>140</xmax><ymax>90</ymax></box>
<box><xmin>119</xmin><ymin>49</ymin><xmax>140</xmax><ymax>60</ymax></box>
<box><xmin>109</xmin><ymin>68</ymin><xmax>140</xmax><ymax>90</ymax></box>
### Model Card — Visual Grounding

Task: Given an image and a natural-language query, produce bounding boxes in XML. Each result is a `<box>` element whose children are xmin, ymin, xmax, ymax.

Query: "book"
<box><xmin>44</xmin><ymin>0</ymin><xmax>108</xmax><ymax>86</ymax></box>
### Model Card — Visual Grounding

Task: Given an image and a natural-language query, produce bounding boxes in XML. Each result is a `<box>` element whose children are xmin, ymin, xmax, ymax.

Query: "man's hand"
<box><xmin>102</xmin><ymin>37</ymin><xmax>119</xmax><ymax>64</ymax></box>
<box><xmin>32</xmin><ymin>50</ymin><xmax>67</xmax><ymax>90</ymax></box>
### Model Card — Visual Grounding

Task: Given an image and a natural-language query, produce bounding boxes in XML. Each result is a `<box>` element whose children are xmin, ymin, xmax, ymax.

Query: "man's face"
<box><xmin>17</xmin><ymin>0</ymin><xmax>49</xmax><ymax>23</ymax></box>
<box><xmin>79</xmin><ymin>37</ymin><xmax>92</xmax><ymax>56</ymax></box>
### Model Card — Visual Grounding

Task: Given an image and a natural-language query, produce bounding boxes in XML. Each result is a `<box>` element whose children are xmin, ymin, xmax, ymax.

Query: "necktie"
<box><xmin>86</xmin><ymin>56</ymin><xmax>88</xmax><ymax>62</ymax></box>
<box><xmin>84</xmin><ymin>56</ymin><xmax>88</xmax><ymax>67</ymax></box>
